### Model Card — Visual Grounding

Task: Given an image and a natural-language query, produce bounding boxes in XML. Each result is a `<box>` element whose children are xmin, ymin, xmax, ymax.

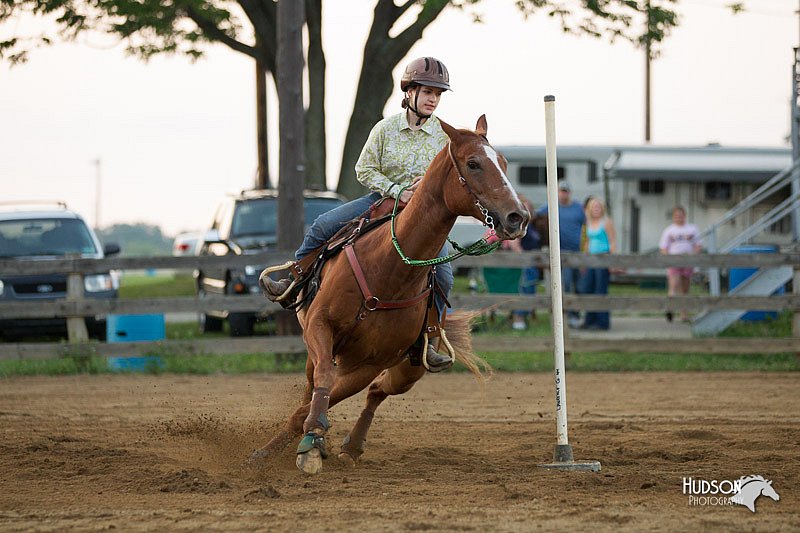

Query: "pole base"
<box><xmin>538</xmin><ymin>444</ymin><xmax>601</xmax><ymax>472</ymax></box>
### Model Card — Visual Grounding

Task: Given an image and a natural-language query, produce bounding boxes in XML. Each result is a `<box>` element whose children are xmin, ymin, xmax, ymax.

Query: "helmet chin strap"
<box><xmin>406</xmin><ymin>87</ymin><xmax>431</xmax><ymax>126</ymax></box>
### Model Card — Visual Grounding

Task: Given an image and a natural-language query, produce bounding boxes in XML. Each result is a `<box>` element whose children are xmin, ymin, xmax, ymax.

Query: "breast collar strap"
<box><xmin>344</xmin><ymin>244</ymin><xmax>431</xmax><ymax>315</ymax></box>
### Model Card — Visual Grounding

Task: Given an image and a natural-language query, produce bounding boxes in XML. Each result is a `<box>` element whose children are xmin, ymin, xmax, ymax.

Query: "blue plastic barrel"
<box><xmin>106</xmin><ymin>314</ymin><xmax>166</xmax><ymax>372</ymax></box>
<box><xmin>728</xmin><ymin>245</ymin><xmax>784</xmax><ymax>321</ymax></box>
<box><xmin>107</xmin><ymin>314</ymin><xmax>165</xmax><ymax>342</ymax></box>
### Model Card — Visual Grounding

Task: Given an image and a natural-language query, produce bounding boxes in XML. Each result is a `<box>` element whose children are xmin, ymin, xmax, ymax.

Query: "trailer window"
<box><xmin>704</xmin><ymin>181</ymin><xmax>732</xmax><ymax>201</ymax></box>
<box><xmin>587</xmin><ymin>161</ymin><xmax>599</xmax><ymax>183</ymax></box>
<box><xmin>639</xmin><ymin>180</ymin><xmax>664</xmax><ymax>195</ymax></box>
<box><xmin>519</xmin><ymin>165</ymin><xmax>564</xmax><ymax>186</ymax></box>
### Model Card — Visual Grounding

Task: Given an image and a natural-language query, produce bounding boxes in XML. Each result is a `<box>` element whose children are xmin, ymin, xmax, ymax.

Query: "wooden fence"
<box><xmin>1</xmin><ymin>250</ymin><xmax>798</xmax><ymax>360</ymax></box>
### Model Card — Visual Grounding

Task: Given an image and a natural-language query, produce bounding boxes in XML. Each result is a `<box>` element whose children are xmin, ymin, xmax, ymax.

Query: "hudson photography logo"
<box><xmin>682</xmin><ymin>475</ymin><xmax>781</xmax><ymax>512</ymax></box>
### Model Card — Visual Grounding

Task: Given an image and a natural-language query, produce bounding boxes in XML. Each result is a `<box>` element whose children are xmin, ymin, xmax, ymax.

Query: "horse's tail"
<box><xmin>444</xmin><ymin>311</ymin><xmax>493</xmax><ymax>384</ymax></box>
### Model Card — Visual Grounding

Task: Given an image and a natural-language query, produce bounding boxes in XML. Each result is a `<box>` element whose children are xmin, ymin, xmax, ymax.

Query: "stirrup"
<box><xmin>260</xmin><ymin>260</ymin><xmax>299</xmax><ymax>303</ymax></box>
<box><xmin>421</xmin><ymin>330</ymin><xmax>456</xmax><ymax>372</ymax></box>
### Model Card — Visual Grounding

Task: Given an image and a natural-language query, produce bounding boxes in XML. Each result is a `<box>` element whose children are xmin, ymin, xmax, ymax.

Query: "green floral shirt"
<box><xmin>355</xmin><ymin>112</ymin><xmax>449</xmax><ymax>199</ymax></box>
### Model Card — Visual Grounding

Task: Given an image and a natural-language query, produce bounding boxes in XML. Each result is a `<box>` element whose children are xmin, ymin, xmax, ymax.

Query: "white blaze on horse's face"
<box><xmin>479</xmin><ymin>144</ymin><xmax>528</xmax><ymax>239</ymax></box>
<box><xmin>483</xmin><ymin>145</ymin><xmax>517</xmax><ymax>194</ymax></box>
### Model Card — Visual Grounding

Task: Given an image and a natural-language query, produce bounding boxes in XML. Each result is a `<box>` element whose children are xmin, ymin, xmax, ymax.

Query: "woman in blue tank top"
<box><xmin>580</xmin><ymin>198</ymin><xmax>617</xmax><ymax>330</ymax></box>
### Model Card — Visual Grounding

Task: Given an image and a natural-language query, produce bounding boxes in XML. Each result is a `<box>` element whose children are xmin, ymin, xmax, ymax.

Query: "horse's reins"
<box><xmin>390</xmin><ymin>141</ymin><xmax>502</xmax><ymax>267</ymax></box>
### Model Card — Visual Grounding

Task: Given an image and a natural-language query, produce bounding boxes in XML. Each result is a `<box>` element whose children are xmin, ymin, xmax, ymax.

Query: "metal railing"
<box><xmin>699</xmin><ymin>160</ymin><xmax>800</xmax><ymax>296</ymax></box>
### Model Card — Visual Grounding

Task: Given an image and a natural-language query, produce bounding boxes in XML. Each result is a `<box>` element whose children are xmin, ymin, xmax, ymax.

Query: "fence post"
<box><xmin>794</xmin><ymin>264</ymin><xmax>800</xmax><ymax>360</ymax></box>
<box><xmin>707</xmin><ymin>231</ymin><xmax>720</xmax><ymax>297</ymax></box>
<box><xmin>66</xmin><ymin>268</ymin><xmax>89</xmax><ymax>343</ymax></box>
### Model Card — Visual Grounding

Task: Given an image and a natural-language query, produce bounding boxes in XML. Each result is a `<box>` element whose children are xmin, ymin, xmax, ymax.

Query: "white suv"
<box><xmin>0</xmin><ymin>202</ymin><xmax>121</xmax><ymax>340</ymax></box>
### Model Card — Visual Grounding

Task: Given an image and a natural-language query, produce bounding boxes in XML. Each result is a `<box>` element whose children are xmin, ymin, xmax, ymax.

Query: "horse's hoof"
<box><xmin>337</xmin><ymin>451</ymin><xmax>357</xmax><ymax>467</ymax></box>
<box><xmin>296</xmin><ymin>448</ymin><xmax>323</xmax><ymax>474</ymax></box>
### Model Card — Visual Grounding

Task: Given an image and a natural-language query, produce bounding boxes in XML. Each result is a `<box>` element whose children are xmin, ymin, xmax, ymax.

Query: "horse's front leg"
<box><xmin>292</xmin><ymin>326</ymin><xmax>336</xmax><ymax>474</ymax></box>
<box><xmin>290</xmin><ymin>363</ymin><xmax>382</xmax><ymax>474</ymax></box>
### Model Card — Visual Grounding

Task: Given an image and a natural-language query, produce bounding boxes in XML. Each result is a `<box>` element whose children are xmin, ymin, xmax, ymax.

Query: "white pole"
<box><xmin>544</xmin><ymin>95</ymin><xmax>569</xmax><ymax>448</ymax></box>
<box><xmin>539</xmin><ymin>95</ymin><xmax>600</xmax><ymax>472</ymax></box>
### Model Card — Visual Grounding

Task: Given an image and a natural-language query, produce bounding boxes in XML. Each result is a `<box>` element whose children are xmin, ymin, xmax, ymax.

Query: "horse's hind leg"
<box><xmin>340</xmin><ymin>358</ymin><xmax>426</xmax><ymax>465</ymax></box>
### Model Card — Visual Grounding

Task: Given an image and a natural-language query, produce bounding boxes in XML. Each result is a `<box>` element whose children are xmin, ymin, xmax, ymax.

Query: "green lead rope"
<box><xmin>389</xmin><ymin>183</ymin><xmax>502</xmax><ymax>267</ymax></box>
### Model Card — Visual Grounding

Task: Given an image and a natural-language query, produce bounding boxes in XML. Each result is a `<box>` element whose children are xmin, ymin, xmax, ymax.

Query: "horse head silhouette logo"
<box><xmin>730</xmin><ymin>475</ymin><xmax>780</xmax><ymax>513</ymax></box>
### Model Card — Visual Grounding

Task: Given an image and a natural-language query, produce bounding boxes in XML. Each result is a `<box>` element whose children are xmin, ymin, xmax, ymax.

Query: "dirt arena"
<box><xmin>1</xmin><ymin>371</ymin><xmax>798</xmax><ymax>531</ymax></box>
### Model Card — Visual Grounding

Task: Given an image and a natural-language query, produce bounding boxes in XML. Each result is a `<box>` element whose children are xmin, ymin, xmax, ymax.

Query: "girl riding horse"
<box><xmin>252</xmin><ymin>115</ymin><xmax>530</xmax><ymax>474</ymax></box>
<box><xmin>263</xmin><ymin>56</ymin><xmax>456</xmax><ymax>372</ymax></box>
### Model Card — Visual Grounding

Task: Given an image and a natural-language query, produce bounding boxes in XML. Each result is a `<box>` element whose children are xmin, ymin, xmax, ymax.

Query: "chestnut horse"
<box><xmin>250</xmin><ymin>116</ymin><xmax>529</xmax><ymax>474</ymax></box>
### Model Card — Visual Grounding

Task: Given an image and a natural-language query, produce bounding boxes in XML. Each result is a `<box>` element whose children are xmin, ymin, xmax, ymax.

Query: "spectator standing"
<box><xmin>659</xmin><ymin>206</ymin><xmax>702</xmax><ymax>322</ymax></box>
<box><xmin>501</xmin><ymin>197</ymin><xmax>542</xmax><ymax>330</ymax></box>
<box><xmin>537</xmin><ymin>180</ymin><xmax>586</xmax><ymax>329</ymax></box>
<box><xmin>579</xmin><ymin>198</ymin><xmax>616</xmax><ymax>330</ymax></box>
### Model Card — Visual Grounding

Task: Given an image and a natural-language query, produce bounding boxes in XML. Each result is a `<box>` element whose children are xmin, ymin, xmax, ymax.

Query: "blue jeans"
<box><xmin>579</xmin><ymin>268</ymin><xmax>610</xmax><ymax>330</ymax></box>
<box><xmin>562</xmin><ymin>266</ymin><xmax>581</xmax><ymax>322</ymax></box>
<box><xmin>513</xmin><ymin>267</ymin><xmax>539</xmax><ymax>319</ymax></box>
<box><xmin>296</xmin><ymin>192</ymin><xmax>382</xmax><ymax>260</ymax></box>
<box><xmin>296</xmin><ymin>192</ymin><xmax>453</xmax><ymax>320</ymax></box>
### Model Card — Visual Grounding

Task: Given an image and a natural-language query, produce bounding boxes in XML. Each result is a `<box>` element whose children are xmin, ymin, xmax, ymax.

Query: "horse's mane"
<box><xmin>739</xmin><ymin>475</ymin><xmax>767</xmax><ymax>485</ymax></box>
<box><xmin>424</xmin><ymin>126</ymin><xmax>488</xmax><ymax>181</ymax></box>
<box><xmin>425</xmin><ymin>140</ymin><xmax>456</xmax><ymax>180</ymax></box>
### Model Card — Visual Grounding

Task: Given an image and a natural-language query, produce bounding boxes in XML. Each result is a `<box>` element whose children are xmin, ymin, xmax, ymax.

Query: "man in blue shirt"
<box><xmin>537</xmin><ymin>180</ymin><xmax>586</xmax><ymax>328</ymax></box>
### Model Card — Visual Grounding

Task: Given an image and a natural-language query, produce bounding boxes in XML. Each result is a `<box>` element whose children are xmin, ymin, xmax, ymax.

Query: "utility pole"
<box><xmin>275</xmin><ymin>0</ymin><xmax>306</xmax><ymax>336</ymax></box>
<box><xmin>276</xmin><ymin>0</ymin><xmax>306</xmax><ymax>251</ymax></box>
<box><xmin>792</xmin><ymin>1</ymin><xmax>800</xmax><ymax>241</ymax></box>
<box><xmin>93</xmin><ymin>158</ymin><xmax>102</xmax><ymax>229</ymax></box>
<box><xmin>644</xmin><ymin>0</ymin><xmax>652</xmax><ymax>143</ymax></box>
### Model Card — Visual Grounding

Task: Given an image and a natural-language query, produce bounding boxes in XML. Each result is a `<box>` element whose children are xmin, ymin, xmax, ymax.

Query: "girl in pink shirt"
<box><xmin>659</xmin><ymin>206</ymin><xmax>702</xmax><ymax>322</ymax></box>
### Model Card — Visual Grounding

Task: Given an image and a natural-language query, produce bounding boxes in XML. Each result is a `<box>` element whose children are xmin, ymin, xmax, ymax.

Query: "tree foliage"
<box><xmin>1</xmin><ymin>0</ymin><xmax>680</xmax><ymax>197</ymax></box>
<box><xmin>0</xmin><ymin>0</ymin><xmax>267</xmax><ymax>66</ymax></box>
<box><xmin>515</xmin><ymin>1</ymin><xmax>678</xmax><ymax>57</ymax></box>
<box><xmin>96</xmin><ymin>223</ymin><xmax>171</xmax><ymax>256</ymax></box>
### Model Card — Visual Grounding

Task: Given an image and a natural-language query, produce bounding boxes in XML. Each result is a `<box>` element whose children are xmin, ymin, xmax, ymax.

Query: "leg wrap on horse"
<box><xmin>303</xmin><ymin>387</ymin><xmax>331</xmax><ymax>433</ymax></box>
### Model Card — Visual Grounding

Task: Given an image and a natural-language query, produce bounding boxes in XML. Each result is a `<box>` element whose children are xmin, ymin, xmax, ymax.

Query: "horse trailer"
<box><xmin>495</xmin><ymin>144</ymin><xmax>793</xmax><ymax>254</ymax></box>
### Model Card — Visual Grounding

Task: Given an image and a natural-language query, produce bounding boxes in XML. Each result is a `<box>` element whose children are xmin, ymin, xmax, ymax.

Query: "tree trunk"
<box><xmin>336</xmin><ymin>0</ymin><xmax>450</xmax><ymax>199</ymax></box>
<box><xmin>255</xmin><ymin>59</ymin><xmax>270</xmax><ymax>189</ymax></box>
<box><xmin>304</xmin><ymin>0</ymin><xmax>326</xmax><ymax>191</ymax></box>
<box><xmin>276</xmin><ymin>0</ymin><xmax>305</xmax><ymax>250</ymax></box>
<box><xmin>337</xmin><ymin>63</ymin><xmax>393</xmax><ymax>199</ymax></box>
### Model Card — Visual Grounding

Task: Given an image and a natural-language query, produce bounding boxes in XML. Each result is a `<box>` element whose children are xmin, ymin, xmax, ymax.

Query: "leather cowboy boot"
<box><xmin>425</xmin><ymin>342</ymin><xmax>453</xmax><ymax>373</ymax></box>
<box><xmin>259</xmin><ymin>275</ymin><xmax>292</xmax><ymax>301</ymax></box>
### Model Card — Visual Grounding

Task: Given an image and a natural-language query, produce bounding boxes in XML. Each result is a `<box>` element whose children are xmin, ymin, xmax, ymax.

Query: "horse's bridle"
<box><xmin>389</xmin><ymin>140</ymin><xmax>503</xmax><ymax>267</ymax></box>
<box><xmin>446</xmin><ymin>141</ymin><xmax>496</xmax><ymax>236</ymax></box>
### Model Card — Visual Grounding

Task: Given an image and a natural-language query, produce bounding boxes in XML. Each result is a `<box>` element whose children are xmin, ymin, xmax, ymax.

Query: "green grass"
<box><xmin>0</xmin><ymin>353</ymin><xmax>305</xmax><ymax>378</ymax></box>
<box><xmin>3</xmin><ymin>348</ymin><xmax>796</xmax><ymax>378</ymax></box>
<box><xmin>718</xmin><ymin>311</ymin><xmax>791</xmax><ymax>337</ymax></box>
<box><xmin>480</xmin><ymin>352</ymin><xmax>798</xmax><ymax>372</ymax></box>
<box><xmin>118</xmin><ymin>272</ymin><xmax>196</xmax><ymax>299</ymax></box>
